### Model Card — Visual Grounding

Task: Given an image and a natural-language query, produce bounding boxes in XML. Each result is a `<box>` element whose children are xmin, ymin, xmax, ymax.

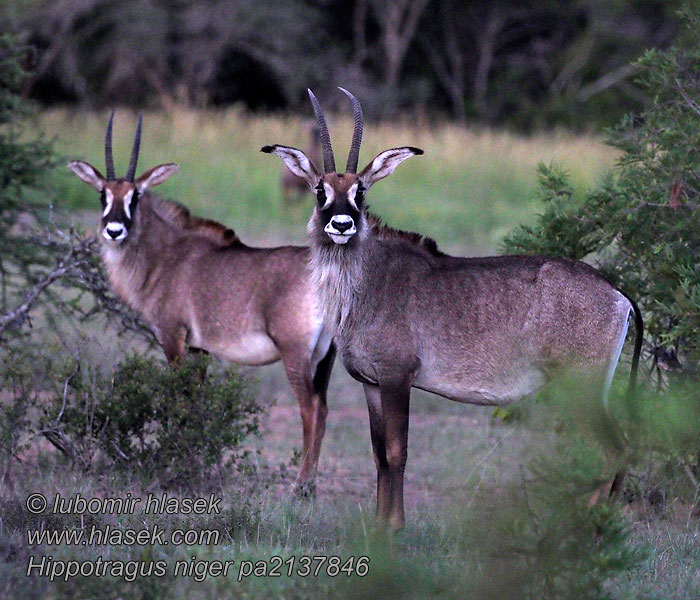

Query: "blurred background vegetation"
<box><xmin>0</xmin><ymin>0</ymin><xmax>688</xmax><ymax>130</ymax></box>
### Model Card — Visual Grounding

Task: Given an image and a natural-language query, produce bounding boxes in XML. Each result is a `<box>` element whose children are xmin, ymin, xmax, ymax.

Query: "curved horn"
<box><xmin>125</xmin><ymin>113</ymin><xmax>143</xmax><ymax>182</ymax></box>
<box><xmin>307</xmin><ymin>89</ymin><xmax>336</xmax><ymax>173</ymax></box>
<box><xmin>338</xmin><ymin>87</ymin><xmax>363</xmax><ymax>174</ymax></box>
<box><xmin>104</xmin><ymin>109</ymin><xmax>116</xmax><ymax>180</ymax></box>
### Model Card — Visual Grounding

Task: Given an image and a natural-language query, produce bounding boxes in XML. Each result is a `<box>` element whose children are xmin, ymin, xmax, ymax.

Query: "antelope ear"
<box><xmin>261</xmin><ymin>144</ymin><xmax>320</xmax><ymax>190</ymax></box>
<box><xmin>359</xmin><ymin>147</ymin><xmax>423</xmax><ymax>189</ymax></box>
<box><xmin>67</xmin><ymin>160</ymin><xmax>106</xmax><ymax>191</ymax></box>
<box><xmin>135</xmin><ymin>163</ymin><xmax>179</xmax><ymax>193</ymax></box>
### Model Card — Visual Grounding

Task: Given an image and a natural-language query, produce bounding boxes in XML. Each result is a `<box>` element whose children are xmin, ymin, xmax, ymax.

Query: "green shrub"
<box><xmin>42</xmin><ymin>353</ymin><xmax>262</xmax><ymax>485</ymax></box>
<box><xmin>502</xmin><ymin>4</ymin><xmax>700</xmax><ymax>374</ymax></box>
<box><xmin>457</xmin><ymin>379</ymin><xmax>645</xmax><ymax>600</ymax></box>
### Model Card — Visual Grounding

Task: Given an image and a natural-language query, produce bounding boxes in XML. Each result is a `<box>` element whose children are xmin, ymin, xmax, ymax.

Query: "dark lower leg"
<box><xmin>380</xmin><ymin>379</ymin><xmax>411</xmax><ymax>530</ymax></box>
<box><xmin>364</xmin><ymin>384</ymin><xmax>391</xmax><ymax>521</ymax></box>
<box><xmin>295</xmin><ymin>391</ymin><xmax>328</xmax><ymax>495</ymax></box>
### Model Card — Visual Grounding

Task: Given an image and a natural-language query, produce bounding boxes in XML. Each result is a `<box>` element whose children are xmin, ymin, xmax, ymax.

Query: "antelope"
<box><xmin>67</xmin><ymin>113</ymin><xmax>336</xmax><ymax>494</ymax></box>
<box><xmin>263</xmin><ymin>88</ymin><xmax>644</xmax><ymax>529</ymax></box>
<box><xmin>281</xmin><ymin>123</ymin><xmax>321</xmax><ymax>203</ymax></box>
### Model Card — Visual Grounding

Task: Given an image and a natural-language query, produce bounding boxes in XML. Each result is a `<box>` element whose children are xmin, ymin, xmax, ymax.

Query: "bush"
<box><xmin>42</xmin><ymin>353</ymin><xmax>262</xmax><ymax>485</ymax></box>
<box><xmin>502</xmin><ymin>4</ymin><xmax>700</xmax><ymax>375</ymax></box>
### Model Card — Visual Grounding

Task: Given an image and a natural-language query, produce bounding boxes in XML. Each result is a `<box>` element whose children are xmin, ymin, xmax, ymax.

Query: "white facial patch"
<box><xmin>102</xmin><ymin>189</ymin><xmax>114</xmax><ymax>217</ymax></box>
<box><xmin>123</xmin><ymin>189</ymin><xmax>134</xmax><ymax>220</ymax></box>
<box><xmin>347</xmin><ymin>183</ymin><xmax>359</xmax><ymax>211</ymax></box>
<box><xmin>321</xmin><ymin>182</ymin><xmax>335</xmax><ymax>209</ymax></box>
<box><xmin>324</xmin><ymin>214</ymin><xmax>357</xmax><ymax>244</ymax></box>
<box><xmin>102</xmin><ymin>222</ymin><xmax>127</xmax><ymax>242</ymax></box>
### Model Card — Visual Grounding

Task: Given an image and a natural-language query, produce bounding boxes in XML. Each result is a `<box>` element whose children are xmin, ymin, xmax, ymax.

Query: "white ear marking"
<box><xmin>359</xmin><ymin>147</ymin><xmax>423</xmax><ymax>189</ymax></box>
<box><xmin>135</xmin><ymin>163</ymin><xmax>179</xmax><ymax>194</ymax></box>
<box><xmin>67</xmin><ymin>160</ymin><xmax>105</xmax><ymax>192</ymax></box>
<box><xmin>261</xmin><ymin>145</ymin><xmax>320</xmax><ymax>189</ymax></box>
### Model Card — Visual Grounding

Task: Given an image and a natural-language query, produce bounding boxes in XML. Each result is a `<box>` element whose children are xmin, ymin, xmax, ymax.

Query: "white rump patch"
<box><xmin>602</xmin><ymin>294</ymin><xmax>633</xmax><ymax>409</ymax></box>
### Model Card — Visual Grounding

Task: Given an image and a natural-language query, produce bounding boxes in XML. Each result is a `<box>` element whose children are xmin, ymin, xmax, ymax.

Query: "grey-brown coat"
<box><xmin>68</xmin><ymin>114</ymin><xmax>335</xmax><ymax>493</ymax></box>
<box><xmin>264</xmin><ymin>88</ymin><xmax>643</xmax><ymax>529</ymax></box>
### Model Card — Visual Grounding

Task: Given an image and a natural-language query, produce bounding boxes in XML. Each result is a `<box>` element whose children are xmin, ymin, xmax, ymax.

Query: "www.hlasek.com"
<box><xmin>24</xmin><ymin>493</ymin><xmax>369</xmax><ymax>582</ymax></box>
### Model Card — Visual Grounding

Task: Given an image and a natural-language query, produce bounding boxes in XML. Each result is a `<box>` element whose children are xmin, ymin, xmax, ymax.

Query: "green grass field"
<box><xmin>3</xmin><ymin>111</ymin><xmax>699</xmax><ymax>599</ymax></box>
<box><xmin>44</xmin><ymin>109</ymin><xmax>617</xmax><ymax>253</ymax></box>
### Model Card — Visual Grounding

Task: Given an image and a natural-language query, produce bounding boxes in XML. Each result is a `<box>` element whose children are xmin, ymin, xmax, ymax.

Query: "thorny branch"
<box><xmin>0</xmin><ymin>240</ymin><xmax>87</xmax><ymax>334</ymax></box>
<box><xmin>0</xmin><ymin>225</ymin><xmax>155</xmax><ymax>343</ymax></box>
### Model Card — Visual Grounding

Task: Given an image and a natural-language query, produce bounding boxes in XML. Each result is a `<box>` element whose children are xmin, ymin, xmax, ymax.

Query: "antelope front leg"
<box><xmin>364</xmin><ymin>384</ymin><xmax>390</xmax><ymax>521</ymax></box>
<box><xmin>282</xmin><ymin>355</ymin><xmax>329</xmax><ymax>496</ymax></box>
<box><xmin>294</xmin><ymin>390</ymin><xmax>328</xmax><ymax>496</ymax></box>
<box><xmin>159</xmin><ymin>326</ymin><xmax>187</xmax><ymax>364</ymax></box>
<box><xmin>379</xmin><ymin>378</ymin><xmax>412</xmax><ymax>530</ymax></box>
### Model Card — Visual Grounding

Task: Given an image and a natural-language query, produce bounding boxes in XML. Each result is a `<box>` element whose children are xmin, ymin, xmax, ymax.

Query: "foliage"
<box><xmin>503</xmin><ymin>5</ymin><xmax>700</xmax><ymax>372</ymax></box>
<box><xmin>41</xmin><ymin>353</ymin><xmax>262</xmax><ymax>485</ymax></box>
<box><xmin>3</xmin><ymin>369</ymin><xmax>700</xmax><ymax>599</ymax></box>
<box><xmin>0</xmin><ymin>0</ymin><xmax>684</xmax><ymax>128</ymax></box>
<box><xmin>0</xmin><ymin>33</ymin><xmax>58</xmax><ymax>323</ymax></box>
<box><xmin>0</xmin><ymin>32</ymin><xmax>154</xmax><ymax>346</ymax></box>
<box><xmin>455</xmin><ymin>380</ymin><xmax>639</xmax><ymax>600</ymax></box>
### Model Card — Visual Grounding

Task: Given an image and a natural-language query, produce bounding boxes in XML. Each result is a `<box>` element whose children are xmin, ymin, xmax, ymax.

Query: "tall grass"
<box><xmin>41</xmin><ymin>108</ymin><xmax>617</xmax><ymax>253</ymax></box>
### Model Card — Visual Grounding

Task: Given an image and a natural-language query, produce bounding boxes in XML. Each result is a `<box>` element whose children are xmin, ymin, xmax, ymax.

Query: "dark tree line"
<box><xmin>0</xmin><ymin>0</ymin><xmax>684</xmax><ymax>128</ymax></box>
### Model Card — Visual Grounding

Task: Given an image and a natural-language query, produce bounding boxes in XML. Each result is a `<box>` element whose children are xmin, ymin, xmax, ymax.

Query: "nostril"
<box><xmin>332</xmin><ymin>220</ymin><xmax>352</xmax><ymax>233</ymax></box>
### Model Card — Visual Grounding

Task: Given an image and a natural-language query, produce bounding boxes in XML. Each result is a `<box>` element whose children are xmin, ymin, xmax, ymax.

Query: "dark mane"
<box><xmin>367</xmin><ymin>211</ymin><xmax>444</xmax><ymax>257</ymax></box>
<box><xmin>150</xmin><ymin>197</ymin><xmax>241</xmax><ymax>247</ymax></box>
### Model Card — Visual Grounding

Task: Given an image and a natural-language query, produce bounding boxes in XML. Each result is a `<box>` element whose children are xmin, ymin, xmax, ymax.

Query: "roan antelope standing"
<box><xmin>263</xmin><ymin>88</ymin><xmax>644</xmax><ymax>529</ymax></box>
<box><xmin>67</xmin><ymin>113</ymin><xmax>335</xmax><ymax>493</ymax></box>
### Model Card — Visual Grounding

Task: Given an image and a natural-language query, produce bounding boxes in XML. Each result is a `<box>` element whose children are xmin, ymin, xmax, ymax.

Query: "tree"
<box><xmin>0</xmin><ymin>33</ymin><xmax>58</xmax><ymax>329</ymax></box>
<box><xmin>0</xmin><ymin>33</ymin><xmax>151</xmax><ymax>342</ymax></box>
<box><xmin>502</xmin><ymin>5</ymin><xmax>700</xmax><ymax>376</ymax></box>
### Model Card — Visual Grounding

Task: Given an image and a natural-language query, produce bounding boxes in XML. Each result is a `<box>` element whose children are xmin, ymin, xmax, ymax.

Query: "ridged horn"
<box><xmin>125</xmin><ymin>113</ymin><xmax>143</xmax><ymax>182</ymax></box>
<box><xmin>338</xmin><ymin>87</ymin><xmax>363</xmax><ymax>174</ymax></box>
<box><xmin>307</xmin><ymin>89</ymin><xmax>336</xmax><ymax>173</ymax></box>
<box><xmin>105</xmin><ymin>109</ymin><xmax>115</xmax><ymax>180</ymax></box>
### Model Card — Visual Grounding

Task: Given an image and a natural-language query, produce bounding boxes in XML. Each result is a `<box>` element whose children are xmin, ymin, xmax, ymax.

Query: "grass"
<box><xmin>40</xmin><ymin>108</ymin><xmax>618</xmax><ymax>253</ymax></box>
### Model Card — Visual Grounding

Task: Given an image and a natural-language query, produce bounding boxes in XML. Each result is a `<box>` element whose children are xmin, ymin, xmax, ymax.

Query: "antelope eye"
<box><xmin>315</xmin><ymin>185</ymin><xmax>326</xmax><ymax>205</ymax></box>
<box><xmin>356</xmin><ymin>185</ymin><xmax>365</xmax><ymax>203</ymax></box>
